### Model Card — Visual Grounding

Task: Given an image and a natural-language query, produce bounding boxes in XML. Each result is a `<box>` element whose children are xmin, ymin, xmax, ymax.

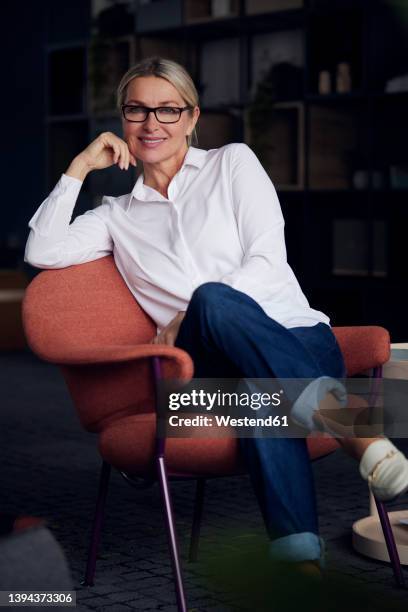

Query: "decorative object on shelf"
<box><xmin>251</xmin><ymin>30</ymin><xmax>303</xmax><ymax>100</ymax></box>
<box><xmin>336</xmin><ymin>62</ymin><xmax>352</xmax><ymax>93</ymax></box>
<box><xmin>211</xmin><ymin>0</ymin><xmax>233</xmax><ymax>18</ymax></box>
<box><xmin>271</xmin><ymin>63</ymin><xmax>302</xmax><ymax>100</ymax></box>
<box><xmin>318</xmin><ymin>69</ymin><xmax>331</xmax><ymax>95</ymax></box>
<box><xmin>385</xmin><ymin>73</ymin><xmax>408</xmax><ymax>93</ymax></box>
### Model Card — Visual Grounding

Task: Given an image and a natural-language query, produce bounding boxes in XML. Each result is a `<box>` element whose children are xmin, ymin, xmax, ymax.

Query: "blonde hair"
<box><xmin>117</xmin><ymin>57</ymin><xmax>199</xmax><ymax>147</ymax></box>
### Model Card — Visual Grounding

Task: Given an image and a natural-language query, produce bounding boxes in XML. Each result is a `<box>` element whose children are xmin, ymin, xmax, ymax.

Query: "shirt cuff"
<box><xmin>61</xmin><ymin>173</ymin><xmax>84</xmax><ymax>187</ymax></box>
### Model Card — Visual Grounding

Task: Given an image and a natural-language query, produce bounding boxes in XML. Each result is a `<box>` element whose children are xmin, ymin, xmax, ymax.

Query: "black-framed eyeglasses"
<box><xmin>122</xmin><ymin>105</ymin><xmax>193</xmax><ymax>124</ymax></box>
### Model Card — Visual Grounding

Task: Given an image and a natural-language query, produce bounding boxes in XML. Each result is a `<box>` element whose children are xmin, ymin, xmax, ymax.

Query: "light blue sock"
<box><xmin>290</xmin><ymin>376</ymin><xmax>347</xmax><ymax>433</ymax></box>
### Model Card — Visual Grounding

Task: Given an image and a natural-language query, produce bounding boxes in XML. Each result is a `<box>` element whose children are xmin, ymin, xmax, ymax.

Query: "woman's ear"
<box><xmin>187</xmin><ymin>106</ymin><xmax>200</xmax><ymax>136</ymax></box>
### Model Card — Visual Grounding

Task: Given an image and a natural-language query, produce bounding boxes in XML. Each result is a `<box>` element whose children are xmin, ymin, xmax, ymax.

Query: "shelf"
<box><xmin>246</xmin><ymin>0</ymin><xmax>303</xmax><ymax>15</ymax></box>
<box><xmin>372</xmin><ymin>91</ymin><xmax>408</xmax><ymax>101</ymax></box>
<box><xmin>306</xmin><ymin>92</ymin><xmax>365</xmax><ymax>102</ymax></box>
<box><xmin>136</xmin><ymin>8</ymin><xmax>304</xmax><ymax>40</ymax></box>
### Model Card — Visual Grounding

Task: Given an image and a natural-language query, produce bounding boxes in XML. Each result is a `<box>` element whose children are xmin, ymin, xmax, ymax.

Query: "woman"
<box><xmin>24</xmin><ymin>57</ymin><xmax>408</xmax><ymax>574</ymax></box>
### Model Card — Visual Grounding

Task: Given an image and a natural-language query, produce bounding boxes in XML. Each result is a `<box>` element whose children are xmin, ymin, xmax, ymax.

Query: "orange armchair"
<box><xmin>22</xmin><ymin>255</ymin><xmax>397</xmax><ymax>611</ymax></box>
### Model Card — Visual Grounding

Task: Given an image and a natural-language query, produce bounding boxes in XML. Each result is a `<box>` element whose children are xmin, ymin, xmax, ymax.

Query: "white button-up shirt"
<box><xmin>24</xmin><ymin>143</ymin><xmax>330</xmax><ymax>332</ymax></box>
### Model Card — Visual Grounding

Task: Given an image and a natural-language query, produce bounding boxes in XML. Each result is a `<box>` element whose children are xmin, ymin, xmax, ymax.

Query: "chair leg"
<box><xmin>375</xmin><ymin>498</ymin><xmax>406</xmax><ymax>588</ymax></box>
<box><xmin>189</xmin><ymin>478</ymin><xmax>206</xmax><ymax>563</ymax></box>
<box><xmin>156</xmin><ymin>456</ymin><xmax>187</xmax><ymax>612</ymax></box>
<box><xmin>82</xmin><ymin>461</ymin><xmax>111</xmax><ymax>587</ymax></box>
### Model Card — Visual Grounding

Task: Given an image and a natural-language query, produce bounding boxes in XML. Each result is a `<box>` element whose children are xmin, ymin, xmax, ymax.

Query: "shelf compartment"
<box><xmin>308</xmin><ymin>7</ymin><xmax>363</xmax><ymax>96</ymax></box>
<box><xmin>196</xmin><ymin>111</ymin><xmax>240</xmax><ymax>149</ymax></box>
<box><xmin>308</xmin><ymin>104</ymin><xmax>361</xmax><ymax>190</ymax></box>
<box><xmin>136</xmin><ymin>0</ymin><xmax>183</xmax><ymax>33</ymax></box>
<box><xmin>246</xmin><ymin>102</ymin><xmax>304</xmax><ymax>190</ymax></box>
<box><xmin>200</xmin><ymin>37</ymin><xmax>240</xmax><ymax>107</ymax></box>
<box><xmin>185</xmin><ymin>0</ymin><xmax>239</xmax><ymax>24</ymax></box>
<box><xmin>251</xmin><ymin>29</ymin><xmax>304</xmax><ymax>101</ymax></box>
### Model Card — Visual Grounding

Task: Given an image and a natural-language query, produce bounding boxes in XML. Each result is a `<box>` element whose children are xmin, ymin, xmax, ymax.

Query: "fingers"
<box><xmin>112</xmin><ymin>143</ymin><xmax>121</xmax><ymax>166</ymax></box>
<box><xmin>100</xmin><ymin>132</ymin><xmax>135</xmax><ymax>171</ymax></box>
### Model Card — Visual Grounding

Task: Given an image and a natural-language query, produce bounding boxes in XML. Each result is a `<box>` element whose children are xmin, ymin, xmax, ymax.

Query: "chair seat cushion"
<box><xmin>98</xmin><ymin>413</ymin><xmax>340</xmax><ymax>477</ymax></box>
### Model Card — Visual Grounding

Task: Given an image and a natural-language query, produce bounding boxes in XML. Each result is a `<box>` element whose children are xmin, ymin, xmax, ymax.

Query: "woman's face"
<box><xmin>122</xmin><ymin>75</ymin><xmax>199</xmax><ymax>165</ymax></box>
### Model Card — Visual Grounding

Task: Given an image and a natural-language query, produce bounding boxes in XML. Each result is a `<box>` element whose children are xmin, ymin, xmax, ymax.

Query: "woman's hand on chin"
<box><xmin>151</xmin><ymin>312</ymin><xmax>186</xmax><ymax>346</ymax></box>
<box><xmin>65</xmin><ymin>132</ymin><xmax>137</xmax><ymax>181</ymax></box>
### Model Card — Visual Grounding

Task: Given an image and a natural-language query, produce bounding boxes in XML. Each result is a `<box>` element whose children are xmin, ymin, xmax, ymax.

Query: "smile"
<box><xmin>139</xmin><ymin>138</ymin><xmax>166</xmax><ymax>148</ymax></box>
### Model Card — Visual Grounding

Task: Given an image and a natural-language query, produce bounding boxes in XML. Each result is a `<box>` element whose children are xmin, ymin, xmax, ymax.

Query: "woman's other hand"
<box><xmin>151</xmin><ymin>312</ymin><xmax>186</xmax><ymax>346</ymax></box>
<box><xmin>65</xmin><ymin>132</ymin><xmax>137</xmax><ymax>181</ymax></box>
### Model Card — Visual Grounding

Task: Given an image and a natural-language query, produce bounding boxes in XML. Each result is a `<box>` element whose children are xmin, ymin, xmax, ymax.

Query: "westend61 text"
<box><xmin>168</xmin><ymin>415</ymin><xmax>289</xmax><ymax>427</ymax></box>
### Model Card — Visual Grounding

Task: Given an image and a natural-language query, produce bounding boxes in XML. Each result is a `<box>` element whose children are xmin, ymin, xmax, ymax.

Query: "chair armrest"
<box><xmin>53</xmin><ymin>343</ymin><xmax>194</xmax><ymax>381</ymax></box>
<box><xmin>332</xmin><ymin>325</ymin><xmax>391</xmax><ymax>376</ymax></box>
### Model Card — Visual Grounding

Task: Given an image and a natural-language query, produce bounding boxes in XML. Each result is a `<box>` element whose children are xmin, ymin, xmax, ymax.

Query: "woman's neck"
<box><xmin>143</xmin><ymin>145</ymin><xmax>189</xmax><ymax>199</ymax></box>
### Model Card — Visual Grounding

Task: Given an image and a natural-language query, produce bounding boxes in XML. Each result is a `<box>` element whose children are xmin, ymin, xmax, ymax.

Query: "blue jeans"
<box><xmin>175</xmin><ymin>282</ymin><xmax>346</xmax><ymax>565</ymax></box>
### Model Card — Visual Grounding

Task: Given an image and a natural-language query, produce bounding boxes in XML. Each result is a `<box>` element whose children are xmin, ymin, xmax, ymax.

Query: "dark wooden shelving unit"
<box><xmin>43</xmin><ymin>0</ymin><xmax>408</xmax><ymax>338</ymax></box>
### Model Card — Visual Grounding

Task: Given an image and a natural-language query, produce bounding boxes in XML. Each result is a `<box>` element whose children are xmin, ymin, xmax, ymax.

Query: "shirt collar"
<box><xmin>128</xmin><ymin>146</ymin><xmax>207</xmax><ymax>209</ymax></box>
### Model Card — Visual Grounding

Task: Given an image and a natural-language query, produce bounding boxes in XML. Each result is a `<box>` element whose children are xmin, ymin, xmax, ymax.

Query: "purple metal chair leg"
<box><xmin>370</xmin><ymin>366</ymin><xmax>405</xmax><ymax>588</ymax></box>
<box><xmin>153</xmin><ymin>356</ymin><xmax>188</xmax><ymax>612</ymax></box>
<box><xmin>157</xmin><ymin>453</ymin><xmax>188</xmax><ymax>612</ymax></box>
<box><xmin>83</xmin><ymin>461</ymin><xmax>111</xmax><ymax>586</ymax></box>
<box><xmin>375</xmin><ymin>498</ymin><xmax>405</xmax><ymax>588</ymax></box>
<box><xmin>189</xmin><ymin>478</ymin><xmax>206</xmax><ymax>563</ymax></box>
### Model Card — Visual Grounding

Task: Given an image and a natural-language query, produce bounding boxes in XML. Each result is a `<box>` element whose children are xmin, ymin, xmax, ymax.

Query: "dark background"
<box><xmin>1</xmin><ymin>0</ymin><xmax>408</xmax><ymax>347</ymax></box>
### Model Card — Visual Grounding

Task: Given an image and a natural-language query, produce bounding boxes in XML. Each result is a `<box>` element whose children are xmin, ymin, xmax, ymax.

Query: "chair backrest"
<box><xmin>23</xmin><ymin>255</ymin><xmax>155</xmax><ymax>359</ymax></box>
<box><xmin>22</xmin><ymin>256</ymin><xmax>162</xmax><ymax>432</ymax></box>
